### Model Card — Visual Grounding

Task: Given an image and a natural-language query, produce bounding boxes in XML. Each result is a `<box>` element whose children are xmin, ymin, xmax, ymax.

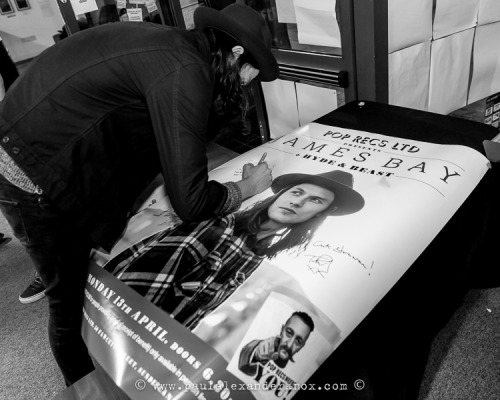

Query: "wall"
<box><xmin>261</xmin><ymin>79</ymin><xmax>339</xmax><ymax>139</ymax></box>
<box><xmin>0</xmin><ymin>0</ymin><xmax>64</xmax><ymax>62</ymax></box>
<box><xmin>389</xmin><ymin>0</ymin><xmax>500</xmax><ymax>115</ymax></box>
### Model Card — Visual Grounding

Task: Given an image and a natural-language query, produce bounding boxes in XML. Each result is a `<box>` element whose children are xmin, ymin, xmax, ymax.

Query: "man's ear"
<box><xmin>231</xmin><ymin>45</ymin><xmax>245</xmax><ymax>60</ymax></box>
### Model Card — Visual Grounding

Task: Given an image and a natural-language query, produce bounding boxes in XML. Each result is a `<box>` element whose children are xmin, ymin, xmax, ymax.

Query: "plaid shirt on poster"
<box><xmin>103</xmin><ymin>214</ymin><xmax>264</xmax><ymax>329</ymax></box>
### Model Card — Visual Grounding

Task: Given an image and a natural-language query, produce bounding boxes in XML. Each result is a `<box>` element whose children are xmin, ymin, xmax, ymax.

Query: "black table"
<box><xmin>293</xmin><ymin>100</ymin><xmax>499</xmax><ymax>399</ymax></box>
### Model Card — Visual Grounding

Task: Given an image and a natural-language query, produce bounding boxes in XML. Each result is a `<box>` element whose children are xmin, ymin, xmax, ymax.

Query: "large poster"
<box><xmin>83</xmin><ymin>122</ymin><xmax>490</xmax><ymax>399</ymax></box>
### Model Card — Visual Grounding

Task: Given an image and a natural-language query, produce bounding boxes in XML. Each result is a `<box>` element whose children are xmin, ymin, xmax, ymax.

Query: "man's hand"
<box><xmin>254</xmin><ymin>336</ymin><xmax>279</xmax><ymax>362</ymax></box>
<box><xmin>236</xmin><ymin>156</ymin><xmax>272</xmax><ymax>200</ymax></box>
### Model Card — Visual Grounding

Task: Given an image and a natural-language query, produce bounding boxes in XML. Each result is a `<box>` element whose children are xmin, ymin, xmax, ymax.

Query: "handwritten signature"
<box><xmin>301</xmin><ymin>241</ymin><xmax>374</xmax><ymax>277</ymax></box>
<box><xmin>303</xmin><ymin>254</ymin><xmax>333</xmax><ymax>278</ymax></box>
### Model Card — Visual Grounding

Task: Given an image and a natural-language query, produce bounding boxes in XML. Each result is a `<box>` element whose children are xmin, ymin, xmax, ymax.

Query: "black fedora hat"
<box><xmin>194</xmin><ymin>4</ymin><xmax>279</xmax><ymax>82</ymax></box>
<box><xmin>271</xmin><ymin>170</ymin><xmax>365</xmax><ymax>216</ymax></box>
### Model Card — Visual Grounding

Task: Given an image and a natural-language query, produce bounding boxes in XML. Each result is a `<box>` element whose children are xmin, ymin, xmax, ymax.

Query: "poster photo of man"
<box><xmin>226</xmin><ymin>291</ymin><xmax>338</xmax><ymax>400</ymax></box>
<box><xmin>238</xmin><ymin>310</ymin><xmax>315</xmax><ymax>374</ymax></box>
<box><xmin>102</xmin><ymin>167</ymin><xmax>363</xmax><ymax>330</ymax></box>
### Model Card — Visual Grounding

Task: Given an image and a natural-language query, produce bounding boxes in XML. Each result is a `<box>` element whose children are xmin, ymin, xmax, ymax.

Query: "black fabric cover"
<box><xmin>293</xmin><ymin>101</ymin><xmax>499</xmax><ymax>400</ymax></box>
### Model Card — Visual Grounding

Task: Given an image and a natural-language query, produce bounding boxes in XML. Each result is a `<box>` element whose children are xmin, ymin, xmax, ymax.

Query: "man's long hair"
<box><xmin>234</xmin><ymin>188</ymin><xmax>334</xmax><ymax>258</ymax></box>
<box><xmin>204</xmin><ymin>28</ymin><xmax>252</xmax><ymax>123</ymax></box>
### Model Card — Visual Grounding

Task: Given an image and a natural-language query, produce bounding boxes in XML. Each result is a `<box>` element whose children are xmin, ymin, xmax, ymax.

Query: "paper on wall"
<box><xmin>261</xmin><ymin>79</ymin><xmax>300</xmax><ymax>139</ymax></box>
<box><xmin>69</xmin><ymin>0</ymin><xmax>97</xmax><ymax>16</ymax></box>
<box><xmin>428</xmin><ymin>28</ymin><xmax>475</xmax><ymax>115</ymax></box>
<box><xmin>127</xmin><ymin>8</ymin><xmax>143</xmax><ymax>21</ymax></box>
<box><xmin>38</xmin><ymin>0</ymin><xmax>55</xmax><ymax>18</ymax></box>
<box><xmin>389</xmin><ymin>41</ymin><xmax>431</xmax><ymax>112</ymax></box>
<box><xmin>294</xmin><ymin>0</ymin><xmax>341</xmax><ymax>48</ymax></box>
<box><xmin>296</xmin><ymin>83</ymin><xmax>337</xmax><ymax>126</ymax></box>
<box><xmin>276</xmin><ymin>0</ymin><xmax>296</xmax><ymax>23</ymax></box>
<box><xmin>468</xmin><ymin>21</ymin><xmax>500</xmax><ymax>104</ymax></box>
<box><xmin>388</xmin><ymin>0</ymin><xmax>432</xmax><ymax>53</ymax></box>
<box><xmin>182</xmin><ymin>4</ymin><xmax>199</xmax><ymax>29</ymax></box>
<box><xmin>145</xmin><ymin>0</ymin><xmax>157</xmax><ymax>13</ymax></box>
<box><xmin>477</xmin><ymin>0</ymin><xmax>500</xmax><ymax>26</ymax></box>
<box><xmin>433</xmin><ymin>0</ymin><xmax>479</xmax><ymax>39</ymax></box>
<box><xmin>116</xmin><ymin>0</ymin><xmax>126</xmax><ymax>10</ymax></box>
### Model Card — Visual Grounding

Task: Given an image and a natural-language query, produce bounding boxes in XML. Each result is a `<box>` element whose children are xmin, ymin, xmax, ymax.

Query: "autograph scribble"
<box><xmin>303</xmin><ymin>254</ymin><xmax>333</xmax><ymax>278</ymax></box>
<box><xmin>302</xmin><ymin>241</ymin><xmax>375</xmax><ymax>277</ymax></box>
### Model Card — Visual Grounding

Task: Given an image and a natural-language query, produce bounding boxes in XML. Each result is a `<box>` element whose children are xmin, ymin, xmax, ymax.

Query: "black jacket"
<box><xmin>0</xmin><ymin>38</ymin><xmax>19</xmax><ymax>91</ymax></box>
<box><xmin>0</xmin><ymin>23</ymin><xmax>227</xmax><ymax>250</ymax></box>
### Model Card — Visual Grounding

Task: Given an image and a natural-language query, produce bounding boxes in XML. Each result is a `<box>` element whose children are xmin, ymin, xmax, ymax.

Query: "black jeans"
<box><xmin>0</xmin><ymin>173</ymin><xmax>95</xmax><ymax>385</ymax></box>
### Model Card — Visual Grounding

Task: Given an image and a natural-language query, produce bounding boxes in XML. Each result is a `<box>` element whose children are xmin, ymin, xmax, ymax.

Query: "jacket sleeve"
<box><xmin>145</xmin><ymin>62</ymin><xmax>228</xmax><ymax>222</ymax></box>
<box><xmin>238</xmin><ymin>339</ymin><xmax>262</xmax><ymax>376</ymax></box>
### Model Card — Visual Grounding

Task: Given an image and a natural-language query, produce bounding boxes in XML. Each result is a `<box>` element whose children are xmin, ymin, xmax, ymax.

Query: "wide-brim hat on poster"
<box><xmin>271</xmin><ymin>170</ymin><xmax>365</xmax><ymax>216</ymax></box>
<box><xmin>193</xmin><ymin>4</ymin><xmax>279</xmax><ymax>82</ymax></box>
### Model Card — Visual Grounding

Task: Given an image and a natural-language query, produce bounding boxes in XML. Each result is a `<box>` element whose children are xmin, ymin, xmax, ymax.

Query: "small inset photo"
<box><xmin>227</xmin><ymin>292</ymin><xmax>340</xmax><ymax>399</ymax></box>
